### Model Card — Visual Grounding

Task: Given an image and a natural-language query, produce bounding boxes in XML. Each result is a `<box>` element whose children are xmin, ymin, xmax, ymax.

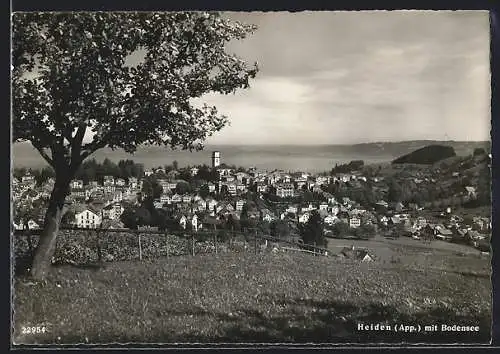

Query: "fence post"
<box><xmin>214</xmin><ymin>232</ymin><xmax>218</xmax><ymax>254</ymax></box>
<box><xmin>137</xmin><ymin>231</ymin><xmax>143</xmax><ymax>261</ymax></box>
<box><xmin>165</xmin><ymin>232</ymin><xmax>169</xmax><ymax>258</ymax></box>
<box><xmin>254</xmin><ymin>230</ymin><xmax>258</xmax><ymax>255</ymax></box>
<box><xmin>96</xmin><ymin>229</ymin><xmax>102</xmax><ymax>263</ymax></box>
<box><xmin>314</xmin><ymin>242</ymin><xmax>316</xmax><ymax>256</ymax></box>
<box><xmin>25</xmin><ymin>224</ymin><xmax>33</xmax><ymax>255</ymax></box>
<box><xmin>192</xmin><ymin>233</ymin><xmax>195</xmax><ymax>256</ymax></box>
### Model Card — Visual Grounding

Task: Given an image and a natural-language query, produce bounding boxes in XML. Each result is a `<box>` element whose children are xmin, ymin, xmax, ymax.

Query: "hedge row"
<box><xmin>13</xmin><ymin>230</ymin><xmax>252</xmax><ymax>267</ymax></box>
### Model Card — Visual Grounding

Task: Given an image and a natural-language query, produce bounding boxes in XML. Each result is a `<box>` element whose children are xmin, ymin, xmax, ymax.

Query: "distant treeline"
<box><xmin>13</xmin><ymin>158</ymin><xmax>146</xmax><ymax>186</ymax></box>
<box><xmin>331</xmin><ymin>160</ymin><xmax>364</xmax><ymax>174</ymax></box>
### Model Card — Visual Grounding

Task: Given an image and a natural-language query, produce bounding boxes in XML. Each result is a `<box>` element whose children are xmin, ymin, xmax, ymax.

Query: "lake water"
<box><xmin>11</xmin><ymin>142</ymin><xmax>485</xmax><ymax>173</ymax></box>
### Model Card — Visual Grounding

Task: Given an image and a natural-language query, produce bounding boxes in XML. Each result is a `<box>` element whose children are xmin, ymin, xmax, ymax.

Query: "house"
<box><xmin>286</xmin><ymin>205</ymin><xmax>299</xmax><ymax>214</ymax></box>
<box><xmin>207</xmin><ymin>182</ymin><xmax>216</xmax><ymax>193</ymax></box>
<box><xmin>319</xmin><ymin>203</ymin><xmax>329</xmax><ymax>211</ymax></box>
<box><xmin>217</xmin><ymin>168</ymin><xmax>233</xmax><ymax>177</ymax></box>
<box><xmin>379</xmin><ymin>216</ymin><xmax>389</xmax><ymax>226</ymax></box>
<box><xmin>115</xmin><ymin>178</ymin><xmax>126</xmax><ymax>187</ymax></box>
<box><xmin>375</xmin><ymin>200</ymin><xmax>389</xmax><ymax>210</ymax></box>
<box><xmin>195</xmin><ymin>199</ymin><xmax>206</xmax><ymax>212</ymax></box>
<box><xmin>261</xmin><ymin>209</ymin><xmax>275</xmax><ymax>222</ymax></box>
<box><xmin>275</xmin><ymin>183</ymin><xmax>295</xmax><ymax>198</ymax></box>
<box><xmin>330</xmin><ymin>205</ymin><xmax>340</xmax><ymax>216</ymax></box>
<box><xmin>71</xmin><ymin>180</ymin><xmax>84</xmax><ymax>189</ymax></box>
<box><xmin>225</xmin><ymin>183</ymin><xmax>237</xmax><ymax>196</ymax></box>
<box><xmin>295</xmin><ymin>177</ymin><xmax>307</xmax><ymax>189</ymax></box>
<box><xmin>171</xmin><ymin>194</ymin><xmax>182</xmax><ymax>203</ymax></box>
<box><xmin>14</xmin><ymin>219</ymin><xmax>40</xmax><ymax>230</ymax></box>
<box><xmin>323</xmin><ymin>215</ymin><xmax>337</xmax><ymax>226</ymax></box>
<box><xmin>236</xmin><ymin>183</ymin><xmax>247</xmax><ymax>193</ymax></box>
<box><xmin>206</xmin><ymin>198</ymin><xmax>218</xmax><ymax>212</ymax></box>
<box><xmin>416</xmin><ymin>217</ymin><xmax>427</xmax><ymax>228</ymax></box>
<box><xmin>112</xmin><ymin>189</ymin><xmax>123</xmax><ymax>202</ymax></box>
<box><xmin>102</xmin><ymin>202</ymin><xmax>124</xmax><ymax>220</ymax></box>
<box><xmin>182</xmin><ymin>195</ymin><xmax>192</xmax><ymax>203</ymax></box>
<box><xmin>160</xmin><ymin>193</ymin><xmax>172</xmax><ymax>204</ymax></box>
<box><xmin>349</xmin><ymin>217</ymin><xmax>361</xmax><ymax>229</ymax></box>
<box><xmin>71</xmin><ymin>188</ymin><xmax>86</xmax><ymax>198</ymax></box>
<box><xmin>190</xmin><ymin>167</ymin><xmax>199</xmax><ymax>176</ymax></box>
<box><xmin>167</xmin><ymin>182</ymin><xmax>178</xmax><ymax>191</ymax></box>
<box><xmin>179</xmin><ymin>215</ymin><xmax>188</xmax><ymax>230</ymax></box>
<box><xmin>255</xmin><ymin>183</ymin><xmax>268</xmax><ymax>193</ymax></box>
<box><xmin>128</xmin><ymin>177</ymin><xmax>138</xmax><ymax>188</ymax></box>
<box><xmin>191</xmin><ymin>214</ymin><xmax>201</xmax><ymax>231</ymax></box>
<box><xmin>103</xmin><ymin>175</ymin><xmax>115</xmax><ymax>186</ymax></box>
<box><xmin>21</xmin><ymin>173</ymin><xmax>36</xmax><ymax>185</ymax></box>
<box><xmin>323</xmin><ymin>193</ymin><xmax>336</xmax><ymax>205</ymax></box>
<box><xmin>298</xmin><ymin>212</ymin><xmax>310</xmax><ymax>224</ymax></box>
<box><xmin>235</xmin><ymin>199</ymin><xmax>246</xmax><ymax>211</ymax></box>
<box><xmin>75</xmin><ymin>208</ymin><xmax>102</xmax><ymax>228</ymax></box>
<box><xmin>221</xmin><ymin>204</ymin><xmax>237</xmax><ymax>216</ymax></box>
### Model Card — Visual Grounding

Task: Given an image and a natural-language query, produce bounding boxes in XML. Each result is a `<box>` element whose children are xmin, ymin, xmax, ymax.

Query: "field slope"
<box><xmin>13</xmin><ymin>252</ymin><xmax>491</xmax><ymax>345</ymax></box>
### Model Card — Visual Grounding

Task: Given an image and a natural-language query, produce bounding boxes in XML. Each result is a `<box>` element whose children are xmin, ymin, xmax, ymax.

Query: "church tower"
<box><xmin>211</xmin><ymin>151</ymin><xmax>221</xmax><ymax>168</ymax></box>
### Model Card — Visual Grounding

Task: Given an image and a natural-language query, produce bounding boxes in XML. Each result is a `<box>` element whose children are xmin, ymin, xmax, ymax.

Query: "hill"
<box><xmin>392</xmin><ymin>145</ymin><xmax>457</xmax><ymax>165</ymax></box>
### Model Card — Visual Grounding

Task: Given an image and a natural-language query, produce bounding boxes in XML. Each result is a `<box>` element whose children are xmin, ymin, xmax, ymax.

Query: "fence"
<box><xmin>13</xmin><ymin>225</ymin><xmax>329</xmax><ymax>268</ymax></box>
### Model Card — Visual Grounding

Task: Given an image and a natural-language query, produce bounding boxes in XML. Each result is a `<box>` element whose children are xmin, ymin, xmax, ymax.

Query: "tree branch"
<box><xmin>70</xmin><ymin>124</ymin><xmax>87</xmax><ymax>171</ymax></box>
<box><xmin>31</xmin><ymin>141</ymin><xmax>54</xmax><ymax>167</ymax></box>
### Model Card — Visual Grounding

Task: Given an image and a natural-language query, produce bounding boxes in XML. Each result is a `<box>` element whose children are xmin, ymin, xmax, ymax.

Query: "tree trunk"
<box><xmin>30</xmin><ymin>175</ymin><xmax>70</xmax><ymax>281</ymax></box>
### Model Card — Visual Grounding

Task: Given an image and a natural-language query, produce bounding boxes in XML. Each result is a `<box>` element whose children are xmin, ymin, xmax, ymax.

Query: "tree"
<box><xmin>60</xmin><ymin>210</ymin><xmax>75</xmax><ymax>226</ymax></box>
<box><xmin>13</xmin><ymin>12</ymin><xmax>258</xmax><ymax>280</ymax></box>
<box><xmin>172</xmin><ymin>160</ymin><xmax>179</xmax><ymax>171</ymax></box>
<box><xmin>270</xmin><ymin>220</ymin><xmax>290</xmax><ymax>239</ymax></box>
<box><xmin>175</xmin><ymin>181</ymin><xmax>191</xmax><ymax>195</ymax></box>
<box><xmin>199</xmin><ymin>184</ymin><xmax>210</xmax><ymax>199</ymax></box>
<box><xmin>473</xmin><ymin>147</ymin><xmax>486</xmax><ymax>157</ymax></box>
<box><xmin>331</xmin><ymin>221</ymin><xmax>350</xmax><ymax>238</ymax></box>
<box><xmin>387</xmin><ymin>179</ymin><xmax>403</xmax><ymax>203</ymax></box>
<box><xmin>299</xmin><ymin>210</ymin><xmax>326</xmax><ymax>247</ymax></box>
<box><xmin>120</xmin><ymin>208</ymin><xmax>138</xmax><ymax>229</ymax></box>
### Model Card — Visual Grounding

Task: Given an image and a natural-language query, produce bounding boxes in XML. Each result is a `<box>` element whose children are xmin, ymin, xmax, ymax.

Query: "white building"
<box><xmin>275</xmin><ymin>183</ymin><xmax>294</xmax><ymax>198</ymax></box>
<box><xmin>235</xmin><ymin>199</ymin><xmax>246</xmax><ymax>211</ymax></box>
<box><xmin>323</xmin><ymin>215</ymin><xmax>337</xmax><ymax>226</ymax></box>
<box><xmin>75</xmin><ymin>209</ymin><xmax>102</xmax><ymax>228</ymax></box>
<box><xmin>71</xmin><ymin>180</ymin><xmax>84</xmax><ymax>189</ymax></box>
<box><xmin>298</xmin><ymin>212</ymin><xmax>310</xmax><ymax>224</ymax></box>
<box><xmin>349</xmin><ymin>217</ymin><xmax>361</xmax><ymax>229</ymax></box>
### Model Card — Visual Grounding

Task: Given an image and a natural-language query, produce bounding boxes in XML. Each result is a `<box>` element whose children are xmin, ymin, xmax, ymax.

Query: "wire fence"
<box><xmin>13</xmin><ymin>225</ymin><xmax>329</xmax><ymax>269</ymax></box>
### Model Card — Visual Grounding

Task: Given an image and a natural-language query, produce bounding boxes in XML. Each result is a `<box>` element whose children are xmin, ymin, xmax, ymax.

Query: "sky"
<box><xmin>22</xmin><ymin>11</ymin><xmax>491</xmax><ymax>146</ymax></box>
<box><xmin>191</xmin><ymin>11</ymin><xmax>490</xmax><ymax>145</ymax></box>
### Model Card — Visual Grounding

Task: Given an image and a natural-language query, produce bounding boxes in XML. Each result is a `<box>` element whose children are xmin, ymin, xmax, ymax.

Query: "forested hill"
<box><xmin>392</xmin><ymin>145</ymin><xmax>457</xmax><ymax>165</ymax></box>
<box><xmin>352</xmin><ymin>140</ymin><xmax>490</xmax><ymax>158</ymax></box>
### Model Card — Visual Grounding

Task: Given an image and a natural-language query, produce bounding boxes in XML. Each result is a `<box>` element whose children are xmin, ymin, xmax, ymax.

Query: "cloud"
<box><xmin>199</xmin><ymin>11</ymin><xmax>491</xmax><ymax>144</ymax></box>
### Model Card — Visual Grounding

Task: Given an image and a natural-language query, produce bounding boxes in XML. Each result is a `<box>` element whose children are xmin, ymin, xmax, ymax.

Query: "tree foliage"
<box><xmin>12</xmin><ymin>11</ymin><xmax>258</xmax><ymax>280</ymax></box>
<box><xmin>13</xmin><ymin>12</ymin><xmax>258</xmax><ymax>170</ymax></box>
<box><xmin>299</xmin><ymin>210</ymin><xmax>326</xmax><ymax>247</ymax></box>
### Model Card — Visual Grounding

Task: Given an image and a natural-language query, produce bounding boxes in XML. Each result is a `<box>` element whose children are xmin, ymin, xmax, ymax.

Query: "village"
<box><xmin>12</xmin><ymin>150</ymin><xmax>491</xmax><ymax>254</ymax></box>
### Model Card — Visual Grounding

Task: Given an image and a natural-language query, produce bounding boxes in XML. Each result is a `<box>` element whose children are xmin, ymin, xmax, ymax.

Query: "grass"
<box><xmin>13</xmin><ymin>247</ymin><xmax>491</xmax><ymax>345</ymax></box>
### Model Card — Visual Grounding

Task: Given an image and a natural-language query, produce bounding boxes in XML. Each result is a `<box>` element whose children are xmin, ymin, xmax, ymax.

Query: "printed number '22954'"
<box><xmin>21</xmin><ymin>326</ymin><xmax>47</xmax><ymax>334</ymax></box>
